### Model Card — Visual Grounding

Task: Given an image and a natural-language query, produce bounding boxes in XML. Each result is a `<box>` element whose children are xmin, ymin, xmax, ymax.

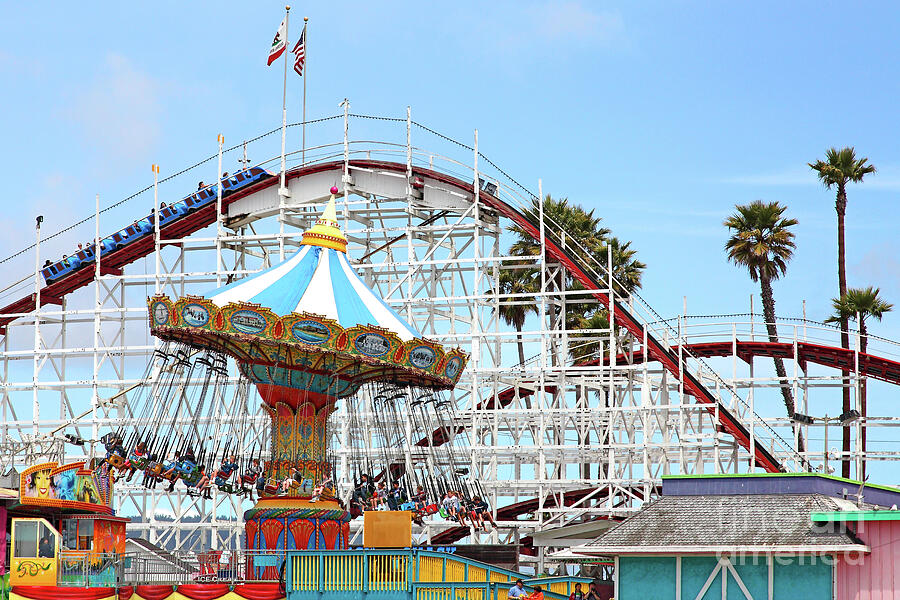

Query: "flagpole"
<box><xmin>302</xmin><ymin>17</ymin><xmax>308</xmax><ymax>166</ymax></box>
<box><xmin>279</xmin><ymin>5</ymin><xmax>291</xmax><ymax>261</ymax></box>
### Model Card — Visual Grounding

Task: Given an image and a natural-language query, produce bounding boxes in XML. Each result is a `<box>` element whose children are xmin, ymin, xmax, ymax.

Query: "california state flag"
<box><xmin>267</xmin><ymin>18</ymin><xmax>287</xmax><ymax>65</ymax></box>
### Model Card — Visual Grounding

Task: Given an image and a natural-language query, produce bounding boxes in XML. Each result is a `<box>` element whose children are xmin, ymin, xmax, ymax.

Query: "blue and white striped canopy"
<box><xmin>205</xmin><ymin>245</ymin><xmax>420</xmax><ymax>341</ymax></box>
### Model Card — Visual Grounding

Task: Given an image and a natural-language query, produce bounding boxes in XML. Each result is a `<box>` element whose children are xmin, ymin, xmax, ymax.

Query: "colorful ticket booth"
<box><xmin>5</xmin><ymin>460</ymin><xmax>124</xmax><ymax>594</ymax></box>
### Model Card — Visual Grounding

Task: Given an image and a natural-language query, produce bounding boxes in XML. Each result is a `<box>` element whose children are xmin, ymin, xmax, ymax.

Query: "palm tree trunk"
<box><xmin>836</xmin><ymin>184</ymin><xmax>851</xmax><ymax>478</ymax></box>
<box><xmin>760</xmin><ymin>276</ymin><xmax>806</xmax><ymax>454</ymax></box>
<box><xmin>860</xmin><ymin>319</ymin><xmax>868</xmax><ymax>480</ymax></box>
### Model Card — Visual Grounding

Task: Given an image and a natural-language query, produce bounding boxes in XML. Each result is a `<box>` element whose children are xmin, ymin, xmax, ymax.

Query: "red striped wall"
<box><xmin>836</xmin><ymin>520</ymin><xmax>900</xmax><ymax>600</ymax></box>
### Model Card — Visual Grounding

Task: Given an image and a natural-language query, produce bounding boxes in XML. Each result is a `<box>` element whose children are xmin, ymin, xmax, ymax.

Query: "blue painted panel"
<box><xmin>729</xmin><ymin>557</ymin><xmax>768</xmax><ymax>599</ymax></box>
<box><xmin>618</xmin><ymin>556</ymin><xmax>676</xmax><ymax>600</ymax></box>
<box><xmin>680</xmin><ymin>557</ymin><xmax>721</xmax><ymax>600</ymax></box>
<box><xmin>773</xmin><ymin>556</ymin><xmax>832</xmax><ymax>599</ymax></box>
<box><xmin>663</xmin><ymin>474</ymin><xmax>900</xmax><ymax>508</ymax></box>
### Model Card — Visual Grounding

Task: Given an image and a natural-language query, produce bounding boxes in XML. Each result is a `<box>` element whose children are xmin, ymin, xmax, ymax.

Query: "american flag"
<box><xmin>292</xmin><ymin>27</ymin><xmax>306</xmax><ymax>76</ymax></box>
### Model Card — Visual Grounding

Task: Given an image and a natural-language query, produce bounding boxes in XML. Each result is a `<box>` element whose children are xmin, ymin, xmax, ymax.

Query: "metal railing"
<box><xmin>285</xmin><ymin>548</ymin><xmax>591</xmax><ymax>598</ymax></box>
<box><xmin>57</xmin><ymin>549</ymin><xmax>286</xmax><ymax>587</ymax></box>
<box><xmin>58</xmin><ymin>551</ymin><xmax>121</xmax><ymax>587</ymax></box>
<box><xmin>54</xmin><ymin>547</ymin><xmax>591</xmax><ymax>594</ymax></box>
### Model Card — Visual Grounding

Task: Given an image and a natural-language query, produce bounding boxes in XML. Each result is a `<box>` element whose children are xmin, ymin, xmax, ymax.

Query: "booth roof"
<box><xmin>564</xmin><ymin>493</ymin><xmax>869</xmax><ymax>556</ymax></box>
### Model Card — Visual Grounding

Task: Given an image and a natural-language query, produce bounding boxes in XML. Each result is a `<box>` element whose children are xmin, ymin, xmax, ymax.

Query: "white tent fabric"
<box><xmin>205</xmin><ymin>245</ymin><xmax>420</xmax><ymax>341</ymax></box>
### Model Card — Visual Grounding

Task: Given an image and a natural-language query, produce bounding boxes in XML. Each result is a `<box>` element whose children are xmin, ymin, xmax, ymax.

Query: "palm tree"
<box><xmin>604</xmin><ymin>237</ymin><xmax>646</xmax><ymax>295</ymax></box>
<box><xmin>569</xmin><ymin>312</ymin><xmax>610</xmax><ymax>363</ymax></box>
<box><xmin>491</xmin><ymin>266</ymin><xmax>540</xmax><ymax>366</ymax></box>
<box><xmin>724</xmin><ymin>200</ymin><xmax>804</xmax><ymax>453</ymax></box>
<box><xmin>566</xmin><ymin>238</ymin><xmax>645</xmax><ymax>362</ymax></box>
<box><xmin>826</xmin><ymin>286</ymin><xmax>893</xmax><ymax>479</ymax></box>
<box><xmin>510</xmin><ymin>194</ymin><xmax>610</xmax><ymax>270</ymax></box>
<box><xmin>508</xmin><ymin>194</ymin><xmax>643</xmax><ymax>481</ymax></box>
<box><xmin>509</xmin><ymin>195</ymin><xmax>612</xmax><ymax>362</ymax></box>
<box><xmin>809</xmin><ymin>147</ymin><xmax>876</xmax><ymax>476</ymax></box>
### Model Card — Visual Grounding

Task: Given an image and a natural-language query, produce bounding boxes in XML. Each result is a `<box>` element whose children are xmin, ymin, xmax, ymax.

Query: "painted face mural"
<box><xmin>27</xmin><ymin>469</ymin><xmax>55</xmax><ymax>499</ymax></box>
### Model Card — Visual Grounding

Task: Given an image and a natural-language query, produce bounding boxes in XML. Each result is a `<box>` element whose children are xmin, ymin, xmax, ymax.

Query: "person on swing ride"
<box><xmin>101</xmin><ymin>435</ymin><xmax>126</xmax><ymax>469</ymax></box>
<box><xmin>278</xmin><ymin>466</ymin><xmax>304</xmax><ymax>494</ymax></box>
<box><xmin>125</xmin><ymin>441</ymin><xmax>148</xmax><ymax>482</ymax></box>
<box><xmin>441</xmin><ymin>491</ymin><xmax>460</xmax><ymax>522</ymax></box>
<box><xmin>387</xmin><ymin>480</ymin><xmax>407</xmax><ymax>510</ymax></box>
<box><xmin>214</xmin><ymin>455</ymin><xmax>239</xmax><ymax>488</ymax></box>
<box><xmin>459</xmin><ymin>492</ymin><xmax>473</xmax><ymax>526</ymax></box>
<box><xmin>162</xmin><ymin>450</ymin><xmax>183</xmax><ymax>491</ymax></box>
<box><xmin>371</xmin><ymin>481</ymin><xmax>388</xmax><ymax>510</ymax></box>
<box><xmin>351</xmin><ymin>474</ymin><xmax>373</xmax><ymax>510</ymax></box>
<box><xmin>241</xmin><ymin>458</ymin><xmax>263</xmax><ymax>500</ymax></box>
<box><xmin>470</xmin><ymin>495</ymin><xmax>496</xmax><ymax>532</ymax></box>
<box><xmin>413</xmin><ymin>485</ymin><xmax>427</xmax><ymax>510</ymax></box>
<box><xmin>310</xmin><ymin>476</ymin><xmax>333</xmax><ymax>502</ymax></box>
<box><xmin>181</xmin><ymin>447</ymin><xmax>197</xmax><ymax>468</ymax></box>
<box><xmin>195</xmin><ymin>465</ymin><xmax>213</xmax><ymax>498</ymax></box>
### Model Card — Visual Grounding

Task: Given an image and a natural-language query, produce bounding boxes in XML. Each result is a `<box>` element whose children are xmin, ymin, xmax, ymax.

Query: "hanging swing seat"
<box><xmin>174</xmin><ymin>460</ymin><xmax>198</xmax><ymax>476</ymax></box>
<box><xmin>107</xmin><ymin>453</ymin><xmax>127</xmax><ymax>469</ymax></box>
<box><xmin>129</xmin><ymin>454</ymin><xmax>149</xmax><ymax>470</ymax></box>
<box><xmin>217</xmin><ymin>482</ymin><xmax>238</xmax><ymax>494</ymax></box>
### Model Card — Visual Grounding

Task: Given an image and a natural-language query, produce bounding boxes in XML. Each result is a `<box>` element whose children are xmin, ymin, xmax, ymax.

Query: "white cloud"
<box><xmin>62</xmin><ymin>54</ymin><xmax>164</xmax><ymax>167</ymax></box>
<box><xmin>488</xmin><ymin>2</ymin><xmax>626</xmax><ymax>53</ymax></box>
<box><xmin>718</xmin><ymin>168</ymin><xmax>815</xmax><ymax>187</ymax></box>
<box><xmin>532</xmin><ymin>2</ymin><xmax>625</xmax><ymax>42</ymax></box>
<box><xmin>720</xmin><ymin>164</ymin><xmax>900</xmax><ymax>190</ymax></box>
<box><xmin>0</xmin><ymin>50</ymin><xmax>43</xmax><ymax>75</ymax></box>
<box><xmin>851</xmin><ymin>243</ymin><xmax>900</xmax><ymax>290</ymax></box>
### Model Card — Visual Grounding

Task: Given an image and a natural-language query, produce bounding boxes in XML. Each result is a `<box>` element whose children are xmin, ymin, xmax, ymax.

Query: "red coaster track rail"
<box><xmin>0</xmin><ymin>159</ymin><xmax>787</xmax><ymax>473</ymax></box>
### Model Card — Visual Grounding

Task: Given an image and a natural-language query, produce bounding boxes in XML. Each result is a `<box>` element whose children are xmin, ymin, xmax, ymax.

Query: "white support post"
<box><xmin>92</xmin><ymin>194</ymin><xmax>101</xmax><ymax>460</ymax></box>
<box><xmin>301</xmin><ymin>17</ymin><xmax>308</xmax><ymax>166</ymax></box>
<box><xmin>216</xmin><ymin>135</ymin><xmax>224</xmax><ymax>287</ymax></box>
<box><xmin>341</xmin><ymin>98</ymin><xmax>350</xmax><ymax>202</ymax></box>
<box><xmin>472</xmin><ymin>128</ymin><xmax>481</xmax><ymax>417</ymax></box>
<box><xmin>608</xmin><ymin>242</ymin><xmax>615</xmax><ymax>422</ymax></box>
<box><xmin>750</xmin><ymin>357</ymin><xmax>756</xmax><ymax>470</ymax></box>
<box><xmin>153</xmin><ymin>164</ymin><xmax>160</xmax><ymax>294</ymax></box>
<box><xmin>855</xmin><ymin>312</ymin><xmax>862</xmax><ymax>478</ymax></box>
<box><xmin>32</xmin><ymin>216</ymin><xmax>43</xmax><ymax>446</ymax></box>
<box><xmin>406</xmin><ymin>106</ymin><xmax>412</xmax><ymax>191</ymax></box>
<box><xmin>278</xmin><ymin>5</ymin><xmax>291</xmax><ymax>262</ymax></box>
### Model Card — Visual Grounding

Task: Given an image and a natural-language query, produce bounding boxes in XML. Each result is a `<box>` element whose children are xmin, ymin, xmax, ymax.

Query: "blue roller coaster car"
<box><xmin>42</xmin><ymin>167</ymin><xmax>271</xmax><ymax>284</ymax></box>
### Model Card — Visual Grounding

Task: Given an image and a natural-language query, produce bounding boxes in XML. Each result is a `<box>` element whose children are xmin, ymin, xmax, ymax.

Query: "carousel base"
<box><xmin>244</xmin><ymin>497</ymin><xmax>351</xmax><ymax>552</ymax></box>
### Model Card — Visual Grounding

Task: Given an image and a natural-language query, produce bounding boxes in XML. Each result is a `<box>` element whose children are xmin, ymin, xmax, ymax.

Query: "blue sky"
<box><xmin>3</xmin><ymin>3</ymin><xmax>900</xmax><ymax>477</ymax></box>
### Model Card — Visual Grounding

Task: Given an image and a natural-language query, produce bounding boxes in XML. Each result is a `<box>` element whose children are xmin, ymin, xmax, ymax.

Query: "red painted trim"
<box><xmin>134</xmin><ymin>585</ymin><xmax>174</xmax><ymax>600</ymax></box>
<box><xmin>174</xmin><ymin>584</ymin><xmax>231</xmax><ymax>600</ymax></box>
<box><xmin>118</xmin><ymin>588</ymin><xmax>134</xmax><ymax>600</ymax></box>
<box><xmin>12</xmin><ymin>587</ymin><xmax>116</xmax><ymax>600</ymax></box>
<box><xmin>232</xmin><ymin>583</ymin><xmax>284</xmax><ymax>600</ymax></box>
<box><xmin>597</xmin><ymin>340</ymin><xmax>900</xmax><ymax>387</ymax></box>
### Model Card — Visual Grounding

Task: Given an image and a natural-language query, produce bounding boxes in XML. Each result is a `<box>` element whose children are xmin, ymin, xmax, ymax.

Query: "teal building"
<box><xmin>559</xmin><ymin>474</ymin><xmax>900</xmax><ymax>600</ymax></box>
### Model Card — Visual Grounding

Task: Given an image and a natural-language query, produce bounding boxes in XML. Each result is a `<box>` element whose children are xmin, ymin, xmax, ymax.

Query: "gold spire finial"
<box><xmin>301</xmin><ymin>188</ymin><xmax>347</xmax><ymax>252</ymax></box>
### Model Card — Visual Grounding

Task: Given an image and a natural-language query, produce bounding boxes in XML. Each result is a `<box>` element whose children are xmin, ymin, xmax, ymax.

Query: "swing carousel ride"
<box><xmin>108</xmin><ymin>187</ymin><xmax>469</xmax><ymax>552</ymax></box>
